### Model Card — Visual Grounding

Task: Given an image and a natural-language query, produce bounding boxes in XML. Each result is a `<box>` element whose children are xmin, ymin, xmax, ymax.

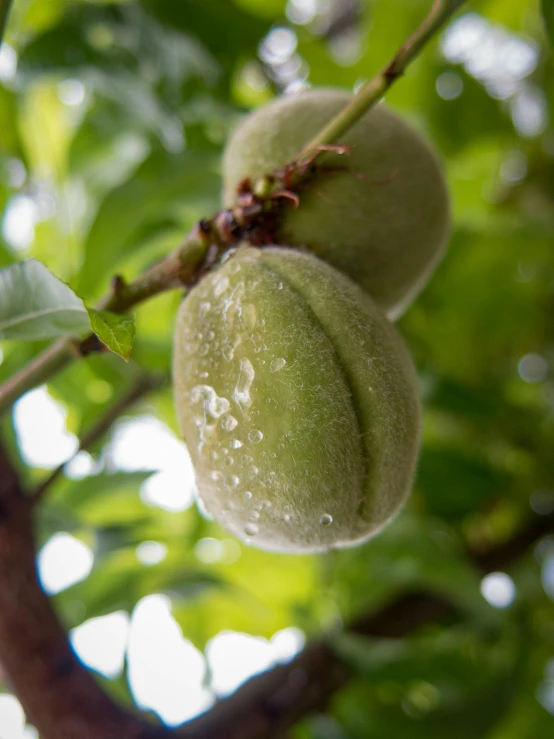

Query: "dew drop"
<box><xmin>207</xmin><ymin>331</ymin><xmax>215</xmax><ymax>340</ymax></box>
<box><xmin>249</xmin><ymin>466</ymin><xmax>259</xmax><ymax>477</ymax></box>
<box><xmin>199</xmin><ymin>371</ymin><xmax>209</xmax><ymax>379</ymax></box>
<box><xmin>230</xmin><ymin>439</ymin><xmax>243</xmax><ymax>449</ymax></box>
<box><xmin>221</xmin><ymin>414</ymin><xmax>238</xmax><ymax>432</ymax></box>
<box><xmin>223</xmin><ymin>456</ymin><xmax>235</xmax><ymax>467</ymax></box>
<box><xmin>222</xmin><ymin>336</ymin><xmax>241</xmax><ymax>362</ymax></box>
<box><xmin>277</xmin><ymin>282</ymin><xmax>283</xmax><ymax>290</ymax></box>
<box><xmin>198</xmin><ymin>301</ymin><xmax>211</xmax><ymax>318</ymax></box>
<box><xmin>270</xmin><ymin>358</ymin><xmax>287</xmax><ymax>373</ymax></box>
<box><xmin>283</xmin><ymin>514</ymin><xmax>291</xmax><ymax>523</ymax></box>
<box><xmin>213</xmin><ymin>397</ymin><xmax>230</xmax><ymax>417</ymax></box>
<box><xmin>234</xmin><ymin>358</ymin><xmax>255</xmax><ymax>410</ymax></box>
<box><xmin>249</xmin><ymin>511</ymin><xmax>260</xmax><ymax>522</ymax></box>
<box><xmin>227</xmin><ymin>474</ymin><xmax>239</xmax><ymax>488</ymax></box>
<box><xmin>210</xmin><ymin>470</ymin><xmax>222</xmax><ymax>481</ymax></box>
<box><xmin>243</xmin><ymin>491</ymin><xmax>253</xmax><ymax>501</ymax></box>
<box><xmin>248</xmin><ymin>429</ymin><xmax>263</xmax><ymax>443</ymax></box>
<box><xmin>244</xmin><ymin>523</ymin><xmax>258</xmax><ymax>537</ymax></box>
<box><xmin>320</xmin><ymin>514</ymin><xmax>333</xmax><ymax>526</ymax></box>
<box><xmin>213</xmin><ymin>276</ymin><xmax>230</xmax><ymax>297</ymax></box>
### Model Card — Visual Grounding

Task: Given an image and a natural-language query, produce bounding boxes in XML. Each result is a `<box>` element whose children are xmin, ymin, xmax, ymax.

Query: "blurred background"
<box><xmin>0</xmin><ymin>0</ymin><xmax>553</xmax><ymax>737</ymax></box>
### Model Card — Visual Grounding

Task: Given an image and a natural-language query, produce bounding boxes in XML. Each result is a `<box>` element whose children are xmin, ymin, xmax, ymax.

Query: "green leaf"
<box><xmin>0</xmin><ymin>259</ymin><xmax>90</xmax><ymax>340</ymax></box>
<box><xmin>88</xmin><ymin>309</ymin><xmax>136</xmax><ymax>361</ymax></box>
<box><xmin>542</xmin><ymin>0</ymin><xmax>554</xmax><ymax>48</ymax></box>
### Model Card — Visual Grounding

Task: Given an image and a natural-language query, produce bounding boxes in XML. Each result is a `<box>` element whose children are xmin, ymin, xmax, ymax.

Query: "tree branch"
<box><xmin>31</xmin><ymin>372</ymin><xmax>167</xmax><ymax>505</ymax></box>
<box><xmin>0</xmin><ymin>441</ymin><xmax>173</xmax><ymax>739</ymax></box>
<box><xmin>0</xmin><ymin>0</ymin><xmax>467</xmax><ymax>417</ymax></box>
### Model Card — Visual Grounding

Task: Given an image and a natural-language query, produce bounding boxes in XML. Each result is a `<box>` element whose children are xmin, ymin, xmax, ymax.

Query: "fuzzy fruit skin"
<box><xmin>173</xmin><ymin>246</ymin><xmax>421</xmax><ymax>554</ymax></box>
<box><xmin>222</xmin><ymin>88</ymin><xmax>450</xmax><ymax>319</ymax></box>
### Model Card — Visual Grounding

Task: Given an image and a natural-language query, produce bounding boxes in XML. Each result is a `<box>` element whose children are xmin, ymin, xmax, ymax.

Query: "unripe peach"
<box><xmin>222</xmin><ymin>88</ymin><xmax>450</xmax><ymax>319</ymax></box>
<box><xmin>173</xmin><ymin>246</ymin><xmax>421</xmax><ymax>553</ymax></box>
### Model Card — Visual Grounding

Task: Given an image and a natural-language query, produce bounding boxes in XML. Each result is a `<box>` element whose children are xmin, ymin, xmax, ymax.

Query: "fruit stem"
<box><xmin>298</xmin><ymin>0</ymin><xmax>467</xmax><ymax>158</ymax></box>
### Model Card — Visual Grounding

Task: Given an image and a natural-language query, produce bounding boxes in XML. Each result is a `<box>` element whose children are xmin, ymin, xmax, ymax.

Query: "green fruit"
<box><xmin>173</xmin><ymin>246</ymin><xmax>421</xmax><ymax>553</ymax></box>
<box><xmin>222</xmin><ymin>88</ymin><xmax>450</xmax><ymax>319</ymax></box>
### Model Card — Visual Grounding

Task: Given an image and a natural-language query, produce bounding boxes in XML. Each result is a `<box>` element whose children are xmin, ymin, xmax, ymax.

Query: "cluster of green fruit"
<box><xmin>173</xmin><ymin>89</ymin><xmax>450</xmax><ymax>554</ymax></box>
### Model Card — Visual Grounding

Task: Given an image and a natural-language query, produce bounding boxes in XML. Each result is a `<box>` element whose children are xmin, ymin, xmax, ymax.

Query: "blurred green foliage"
<box><xmin>1</xmin><ymin>0</ymin><xmax>554</xmax><ymax>736</ymax></box>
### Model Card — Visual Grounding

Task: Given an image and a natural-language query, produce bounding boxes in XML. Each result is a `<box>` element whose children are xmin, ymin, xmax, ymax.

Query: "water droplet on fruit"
<box><xmin>243</xmin><ymin>491</ymin><xmax>253</xmax><ymax>501</ymax></box>
<box><xmin>234</xmin><ymin>358</ymin><xmax>255</xmax><ymax>410</ymax></box>
<box><xmin>244</xmin><ymin>523</ymin><xmax>258</xmax><ymax>537</ymax></box>
<box><xmin>214</xmin><ymin>276</ymin><xmax>230</xmax><ymax>297</ymax></box>
<box><xmin>270</xmin><ymin>358</ymin><xmax>286</xmax><ymax>373</ymax></box>
<box><xmin>320</xmin><ymin>514</ymin><xmax>333</xmax><ymax>526</ymax></box>
<box><xmin>230</xmin><ymin>439</ymin><xmax>243</xmax><ymax>449</ymax></box>
<box><xmin>198</xmin><ymin>301</ymin><xmax>211</xmax><ymax>318</ymax></box>
<box><xmin>249</xmin><ymin>511</ymin><xmax>260</xmax><ymax>522</ymax></box>
<box><xmin>221</xmin><ymin>414</ymin><xmax>238</xmax><ymax>431</ymax></box>
<box><xmin>227</xmin><ymin>475</ymin><xmax>239</xmax><ymax>488</ymax></box>
<box><xmin>248</xmin><ymin>429</ymin><xmax>263</xmax><ymax>443</ymax></box>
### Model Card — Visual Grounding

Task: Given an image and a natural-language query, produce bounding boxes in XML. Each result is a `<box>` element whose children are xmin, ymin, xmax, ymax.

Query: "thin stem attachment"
<box><xmin>299</xmin><ymin>0</ymin><xmax>466</xmax><ymax>157</ymax></box>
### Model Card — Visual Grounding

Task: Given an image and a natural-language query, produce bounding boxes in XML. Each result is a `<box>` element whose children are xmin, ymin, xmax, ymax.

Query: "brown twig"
<box><xmin>0</xmin><ymin>444</ymin><xmax>173</xmax><ymax>739</ymax></box>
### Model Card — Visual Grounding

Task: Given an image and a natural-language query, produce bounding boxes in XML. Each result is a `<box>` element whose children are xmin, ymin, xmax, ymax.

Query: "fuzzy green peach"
<box><xmin>173</xmin><ymin>246</ymin><xmax>421</xmax><ymax>553</ymax></box>
<box><xmin>222</xmin><ymin>88</ymin><xmax>450</xmax><ymax>319</ymax></box>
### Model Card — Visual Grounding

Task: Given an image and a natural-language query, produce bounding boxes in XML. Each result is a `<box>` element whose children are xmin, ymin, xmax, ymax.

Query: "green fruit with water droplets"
<box><xmin>172</xmin><ymin>246</ymin><xmax>421</xmax><ymax>553</ymax></box>
<box><xmin>222</xmin><ymin>88</ymin><xmax>450</xmax><ymax>319</ymax></box>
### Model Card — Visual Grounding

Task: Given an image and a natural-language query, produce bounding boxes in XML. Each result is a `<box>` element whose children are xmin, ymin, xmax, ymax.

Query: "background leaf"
<box><xmin>0</xmin><ymin>259</ymin><xmax>90</xmax><ymax>340</ymax></box>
